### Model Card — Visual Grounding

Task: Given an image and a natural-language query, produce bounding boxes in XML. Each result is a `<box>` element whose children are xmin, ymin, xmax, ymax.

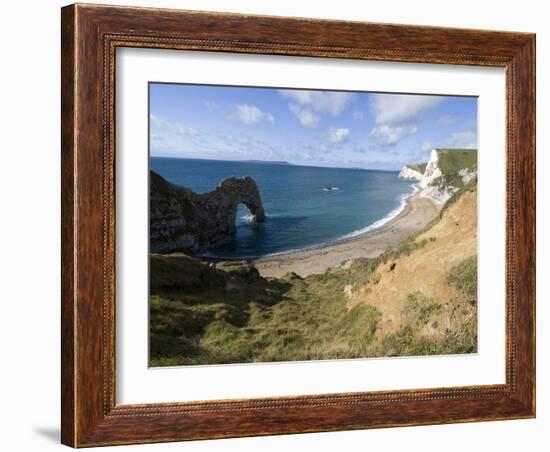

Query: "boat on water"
<box><xmin>323</xmin><ymin>185</ymin><xmax>340</xmax><ymax>191</ymax></box>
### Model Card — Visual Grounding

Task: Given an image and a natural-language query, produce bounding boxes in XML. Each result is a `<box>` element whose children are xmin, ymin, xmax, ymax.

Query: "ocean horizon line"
<box><xmin>150</xmin><ymin>155</ymin><xmax>400</xmax><ymax>173</ymax></box>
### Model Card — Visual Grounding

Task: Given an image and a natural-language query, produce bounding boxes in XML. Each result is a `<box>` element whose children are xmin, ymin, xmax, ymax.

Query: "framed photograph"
<box><xmin>61</xmin><ymin>3</ymin><xmax>536</xmax><ymax>447</ymax></box>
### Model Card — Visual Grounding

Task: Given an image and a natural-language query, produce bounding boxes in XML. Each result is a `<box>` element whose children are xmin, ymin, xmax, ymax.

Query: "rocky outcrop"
<box><xmin>150</xmin><ymin>170</ymin><xmax>265</xmax><ymax>254</ymax></box>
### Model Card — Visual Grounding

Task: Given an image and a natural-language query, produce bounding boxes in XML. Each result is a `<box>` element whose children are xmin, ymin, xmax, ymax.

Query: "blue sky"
<box><xmin>149</xmin><ymin>83</ymin><xmax>477</xmax><ymax>170</ymax></box>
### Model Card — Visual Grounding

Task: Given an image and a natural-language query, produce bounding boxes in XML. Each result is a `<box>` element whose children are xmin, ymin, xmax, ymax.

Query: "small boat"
<box><xmin>323</xmin><ymin>185</ymin><xmax>340</xmax><ymax>191</ymax></box>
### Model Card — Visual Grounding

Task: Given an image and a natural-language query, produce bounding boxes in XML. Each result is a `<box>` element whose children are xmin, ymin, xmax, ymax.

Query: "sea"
<box><xmin>150</xmin><ymin>157</ymin><xmax>416</xmax><ymax>259</ymax></box>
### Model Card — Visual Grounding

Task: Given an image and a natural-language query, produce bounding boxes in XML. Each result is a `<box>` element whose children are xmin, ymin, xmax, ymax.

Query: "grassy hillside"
<box><xmin>436</xmin><ymin>149</ymin><xmax>477</xmax><ymax>174</ymax></box>
<box><xmin>404</xmin><ymin>149</ymin><xmax>476</xmax><ymax>186</ymax></box>
<box><xmin>437</xmin><ymin>149</ymin><xmax>477</xmax><ymax>178</ymax></box>
<box><xmin>433</xmin><ymin>148</ymin><xmax>477</xmax><ymax>188</ymax></box>
<box><xmin>150</xmin><ymin>182</ymin><xmax>478</xmax><ymax>366</ymax></box>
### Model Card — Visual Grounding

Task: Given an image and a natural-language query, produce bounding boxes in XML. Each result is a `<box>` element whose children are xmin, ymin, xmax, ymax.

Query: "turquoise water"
<box><xmin>150</xmin><ymin>157</ymin><xmax>416</xmax><ymax>258</ymax></box>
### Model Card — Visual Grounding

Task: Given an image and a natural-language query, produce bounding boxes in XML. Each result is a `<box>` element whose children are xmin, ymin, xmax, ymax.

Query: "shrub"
<box><xmin>447</xmin><ymin>255</ymin><xmax>478</xmax><ymax>300</ymax></box>
<box><xmin>404</xmin><ymin>292</ymin><xmax>441</xmax><ymax>327</ymax></box>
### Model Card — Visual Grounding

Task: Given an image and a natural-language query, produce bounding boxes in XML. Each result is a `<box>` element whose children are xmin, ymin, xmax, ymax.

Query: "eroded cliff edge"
<box><xmin>399</xmin><ymin>148</ymin><xmax>477</xmax><ymax>205</ymax></box>
<box><xmin>150</xmin><ymin>170</ymin><xmax>265</xmax><ymax>254</ymax></box>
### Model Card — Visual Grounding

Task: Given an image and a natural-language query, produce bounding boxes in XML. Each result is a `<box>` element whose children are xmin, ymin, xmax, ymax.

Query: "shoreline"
<box><xmin>252</xmin><ymin>192</ymin><xmax>440</xmax><ymax>278</ymax></box>
<box><xmin>203</xmin><ymin>183</ymin><xmax>420</xmax><ymax>262</ymax></box>
<box><xmin>259</xmin><ymin>183</ymin><xmax>420</xmax><ymax>259</ymax></box>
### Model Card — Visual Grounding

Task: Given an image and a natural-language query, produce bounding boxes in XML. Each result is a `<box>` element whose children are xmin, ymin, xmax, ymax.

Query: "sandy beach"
<box><xmin>253</xmin><ymin>193</ymin><xmax>440</xmax><ymax>278</ymax></box>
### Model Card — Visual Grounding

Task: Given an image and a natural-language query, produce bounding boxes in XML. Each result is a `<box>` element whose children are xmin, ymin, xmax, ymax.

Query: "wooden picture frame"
<box><xmin>61</xmin><ymin>3</ymin><xmax>536</xmax><ymax>447</ymax></box>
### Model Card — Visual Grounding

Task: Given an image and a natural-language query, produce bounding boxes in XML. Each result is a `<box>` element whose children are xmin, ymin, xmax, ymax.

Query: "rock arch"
<box><xmin>150</xmin><ymin>170</ymin><xmax>265</xmax><ymax>254</ymax></box>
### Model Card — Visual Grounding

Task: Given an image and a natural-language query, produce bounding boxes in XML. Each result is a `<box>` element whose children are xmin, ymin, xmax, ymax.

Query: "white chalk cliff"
<box><xmin>399</xmin><ymin>149</ymin><xmax>477</xmax><ymax>205</ymax></box>
<box><xmin>419</xmin><ymin>149</ymin><xmax>442</xmax><ymax>188</ymax></box>
<box><xmin>398</xmin><ymin>166</ymin><xmax>424</xmax><ymax>180</ymax></box>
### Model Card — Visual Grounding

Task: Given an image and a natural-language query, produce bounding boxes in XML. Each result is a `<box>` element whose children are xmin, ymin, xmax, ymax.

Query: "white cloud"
<box><xmin>421</xmin><ymin>141</ymin><xmax>432</xmax><ymax>151</ymax></box>
<box><xmin>149</xmin><ymin>113</ymin><xmax>199</xmax><ymax>137</ymax></box>
<box><xmin>367</xmin><ymin>94</ymin><xmax>440</xmax><ymax>146</ymax></box>
<box><xmin>150</xmin><ymin>114</ymin><xmax>199</xmax><ymax>137</ymax></box>
<box><xmin>328</xmin><ymin>127</ymin><xmax>350</xmax><ymax>144</ymax></box>
<box><xmin>446</xmin><ymin>131</ymin><xmax>477</xmax><ymax>149</ymax></box>
<box><xmin>371</xmin><ymin>94</ymin><xmax>442</xmax><ymax>125</ymax></box>
<box><xmin>149</xmin><ymin>115</ymin><xmax>206</xmax><ymax>157</ymax></box>
<box><xmin>289</xmin><ymin>103</ymin><xmax>320</xmax><ymax>127</ymax></box>
<box><xmin>279</xmin><ymin>90</ymin><xmax>353</xmax><ymax>116</ymax></box>
<box><xmin>370</xmin><ymin>125</ymin><xmax>418</xmax><ymax>145</ymax></box>
<box><xmin>352</xmin><ymin>111</ymin><xmax>364</xmax><ymax>121</ymax></box>
<box><xmin>234</xmin><ymin>104</ymin><xmax>274</xmax><ymax>125</ymax></box>
<box><xmin>217</xmin><ymin>132</ymin><xmax>279</xmax><ymax>158</ymax></box>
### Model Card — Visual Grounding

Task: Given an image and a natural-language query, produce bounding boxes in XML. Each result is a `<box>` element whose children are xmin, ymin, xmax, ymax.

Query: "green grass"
<box><xmin>149</xmin><ymin>257</ymin><xmax>387</xmax><ymax>365</ymax></box>
<box><xmin>150</xmin><ymin>249</ymin><xmax>477</xmax><ymax>365</ymax></box>
<box><xmin>359</xmin><ymin>287</ymin><xmax>476</xmax><ymax>357</ymax></box>
<box><xmin>447</xmin><ymin>255</ymin><xmax>478</xmax><ymax>300</ymax></box>
<box><xmin>432</xmin><ymin>149</ymin><xmax>477</xmax><ymax>189</ymax></box>
<box><xmin>367</xmin><ymin>326</ymin><xmax>447</xmax><ymax>357</ymax></box>
<box><xmin>369</xmin><ymin>324</ymin><xmax>476</xmax><ymax>357</ymax></box>
<box><xmin>435</xmin><ymin>149</ymin><xmax>477</xmax><ymax>174</ymax></box>
<box><xmin>368</xmin><ymin>285</ymin><xmax>476</xmax><ymax>358</ymax></box>
<box><xmin>404</xmin><ymin>292</ymin><xmax>441</xmax><ymax>327</ymax></box>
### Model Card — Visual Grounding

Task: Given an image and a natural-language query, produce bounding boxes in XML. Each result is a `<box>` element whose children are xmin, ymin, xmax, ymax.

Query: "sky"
<box><xmin>149</xmin><ymin>83</ymin><xmax>477</xmax><ymax>171</ymax></box>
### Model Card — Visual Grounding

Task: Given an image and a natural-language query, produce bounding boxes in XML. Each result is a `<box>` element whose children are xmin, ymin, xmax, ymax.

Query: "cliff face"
<box><xmin>399</xmin><ymin>148</ymin><xmax>477</xmax><ymax>205</ymax></box>
<box><xmin>398</xmin><ymin>166</ymin><xmax>424</xmax><ymax>180</ymax></box>
<box><xmin>150</xmin><ymin>170</ymin><xmax>265</xmax><ymax>254</ymax></box>
<box><xmin>346</xmin><ymin>184</ymin><xmax>477</xmax><ymax>340</ymax></box>
<box><xmin>419</xmin><ymin>149</ymin><xmax>443</xmax><ymax>187</ymax></box>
